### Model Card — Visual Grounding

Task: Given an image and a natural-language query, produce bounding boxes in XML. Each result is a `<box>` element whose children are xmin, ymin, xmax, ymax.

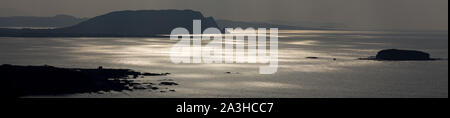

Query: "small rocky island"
<box><xmin>0</xmin><ymin>64</ymin><xmax>171</xmax><ymax>97</ymax></box>
<box><xmin>360</xmin><ymin>49</ymin><xmax>440</xmax><ymax>61</ymax></box>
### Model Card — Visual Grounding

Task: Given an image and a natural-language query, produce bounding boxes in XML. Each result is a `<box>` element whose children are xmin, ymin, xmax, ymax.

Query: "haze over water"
<box><xmin>0</xmin><ymin>30</ymin><xmax>447</xmax><ymax>98</ymax></box>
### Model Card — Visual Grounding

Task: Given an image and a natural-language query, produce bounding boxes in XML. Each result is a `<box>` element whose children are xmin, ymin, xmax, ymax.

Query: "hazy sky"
<box><xmin>0</xmin><ymin>0</ymin><xmax>448</xmax><ymax>30</ymax></box>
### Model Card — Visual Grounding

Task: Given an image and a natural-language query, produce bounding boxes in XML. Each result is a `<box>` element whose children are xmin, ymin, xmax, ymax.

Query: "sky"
<box><xmin>0</xmin><ymin>0</ymin><xmax>448</xmax><ymax>30</ymax></box>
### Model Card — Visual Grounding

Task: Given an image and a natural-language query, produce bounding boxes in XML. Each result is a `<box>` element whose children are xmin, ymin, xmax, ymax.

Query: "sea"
<box><xmin>0</xmin><ymin>30</ymin><xmax>447</xmax><ymax>98</ymax></box>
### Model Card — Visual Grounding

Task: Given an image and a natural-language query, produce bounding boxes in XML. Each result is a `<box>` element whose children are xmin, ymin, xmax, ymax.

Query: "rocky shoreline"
<box><xmin>0</xmin><ymin>64</ymin><xmax>172</xmax><ymax>97</ymax></box>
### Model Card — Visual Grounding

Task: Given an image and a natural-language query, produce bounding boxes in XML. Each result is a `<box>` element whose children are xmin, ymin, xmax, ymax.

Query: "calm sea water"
<box><xmin>0</xmin><ymin>30</ymin><xmax>447</xmax><ymax>98</ymax></box>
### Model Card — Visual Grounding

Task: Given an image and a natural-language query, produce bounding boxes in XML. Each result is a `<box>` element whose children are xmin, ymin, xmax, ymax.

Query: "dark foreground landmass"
<box><xmin>0</xmin><ymin>64</ymin><xmax>169</xmax><ymax>98</ymax></box>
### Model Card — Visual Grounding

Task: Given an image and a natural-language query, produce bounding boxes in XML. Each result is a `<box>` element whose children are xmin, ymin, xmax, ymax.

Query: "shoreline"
<box><xmin>0</xmin><ymin>64</ymin><xmax>170</xmax><ymax>97</ymax></box>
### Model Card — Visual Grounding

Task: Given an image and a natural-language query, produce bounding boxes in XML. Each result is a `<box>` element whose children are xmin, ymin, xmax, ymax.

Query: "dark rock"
<box><xmin>359</xmin><ymin>49</ymin><xmax>442</xmax><ymax>61</ymax></box>
<box><xmin>306</xmin><ymin>57</ymin><xmax>319</xmax><ymax>59</ymax></box>
<box><xmin>159</xmin><ymin>82</ymin><xmax>179</xmax><ymax>86</ymax></box>
<box><xmin>150</xmin><ymin>87</ymin><xmax>159</xmax><ymax>90</ymax></box>
<box><xmin>142</xmin><ymin>72</ymin><xmax>169</xmax><ymax>76</ymax></box>
<box><xmin>375</xmin><ymin>49</ymin><xmax>432</xmax><ymax>61</ymax></box>
<box><xmin>225</xmin><ymin>72</ymin><xmax>241</xmax><ymax>74</ymax></box>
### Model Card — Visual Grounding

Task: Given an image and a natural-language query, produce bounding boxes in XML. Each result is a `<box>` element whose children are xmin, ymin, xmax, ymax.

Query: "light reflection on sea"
<box><xmin>0</xmin><ymin>30</ymin><xmax>447</xmax><ymax>98</ymax></box>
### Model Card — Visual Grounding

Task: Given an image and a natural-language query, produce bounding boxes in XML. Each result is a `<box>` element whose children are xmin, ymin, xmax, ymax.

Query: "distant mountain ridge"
<box><xmin>0</xmin><ymin>15</ymin><xmax>87</xmax><ymax>28</ymax></box>
<box><xmin>216</xmin><ymin>19</ymin><xmax>323</xmax><ymax>30</ymax></box>
<box><xmin>0</xmin><ymin>10</ymin><xmax>220</xmax><ymax>37</ymax></box>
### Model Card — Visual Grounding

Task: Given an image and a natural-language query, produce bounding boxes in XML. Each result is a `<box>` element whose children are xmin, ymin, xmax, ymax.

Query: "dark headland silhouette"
<box><xmin>0</xmin><ymin>10</ymin><xmax>220</xmax><ymax>37</ymax></box>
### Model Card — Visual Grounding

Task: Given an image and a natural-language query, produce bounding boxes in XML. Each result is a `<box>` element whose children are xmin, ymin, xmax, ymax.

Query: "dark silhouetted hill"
<box><xmin>0</xmin><ymin>15</ymin><xmax>87</xmax><ymax>28</ymax></box>
<box><xmin>58</xmin><ymin>10</ymin><xmax>220</xmax><ymax>36</ymax></box>
<box><xmin>0</xmin><ymin>10</ymin><xmax>220</xmax><ymax>37</ymax></box>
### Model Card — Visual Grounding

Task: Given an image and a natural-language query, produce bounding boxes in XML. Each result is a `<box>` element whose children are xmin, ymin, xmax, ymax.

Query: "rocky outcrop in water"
<box><xmin>360</xmin><ymin>49</ymin><xmax>440</xmax><ymax>61</ymax></box>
